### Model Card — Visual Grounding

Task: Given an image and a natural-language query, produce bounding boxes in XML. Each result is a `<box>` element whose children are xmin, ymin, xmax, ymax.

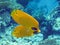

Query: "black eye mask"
<box><xmin>31</xmin><ymin>27</ymin><xmax>38</xmax><ymax>34</ymax></box>
<box><xmin>31</xmin><ymin>27</ymin><xmax>37</xmax><ymax>31</ymax></box>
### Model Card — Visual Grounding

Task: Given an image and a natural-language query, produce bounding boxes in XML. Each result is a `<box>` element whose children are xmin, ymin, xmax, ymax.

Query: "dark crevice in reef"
<box><xmin>16</xmin><ymin>0</ymin><xmax>31</xmax><ymax>7</ymax></box>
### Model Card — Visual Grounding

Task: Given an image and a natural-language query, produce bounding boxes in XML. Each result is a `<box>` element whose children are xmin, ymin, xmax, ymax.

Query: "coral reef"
<box><xmin>0</xmin><ymin>0</ymin><xmax>60</xmax><ymax>45</ymax></box>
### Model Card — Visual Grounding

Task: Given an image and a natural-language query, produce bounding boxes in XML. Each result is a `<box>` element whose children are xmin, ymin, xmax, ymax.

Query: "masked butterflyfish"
<box><xmin>11</xmin><ymin>10</ymin><xmax>40</xmax><ymax>38</ymax></box>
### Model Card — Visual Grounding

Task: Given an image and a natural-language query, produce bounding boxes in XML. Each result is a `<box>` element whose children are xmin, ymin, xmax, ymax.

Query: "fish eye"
<box><xmin>31</xmin><ymin>27</ymin><xmax>37</xmax><ymax>31</ymax></box>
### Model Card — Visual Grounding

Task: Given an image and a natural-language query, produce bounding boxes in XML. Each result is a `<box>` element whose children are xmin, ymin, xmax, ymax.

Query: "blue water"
<box><xmin>0</xmin><ymin>0</ymin><xmax>60</xmax><ymax>45</ymax></box>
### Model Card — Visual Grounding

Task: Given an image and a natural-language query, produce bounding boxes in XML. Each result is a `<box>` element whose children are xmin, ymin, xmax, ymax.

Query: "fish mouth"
<box><xmin>37</xmin><ymin>29</ymin><xmax>40</xmax><ymax>32</ymax></box>
<box><xmin>33</xmin><ymin>30</ymin><xmax>40</xmax><ymax>34</ymax></box>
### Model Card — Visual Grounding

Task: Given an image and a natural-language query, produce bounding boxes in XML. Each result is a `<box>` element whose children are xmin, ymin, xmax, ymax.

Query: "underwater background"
<box><xmin>0</xmin><ymin>0</ymin><xmax>60</xmax><ymax>45</ymax></box>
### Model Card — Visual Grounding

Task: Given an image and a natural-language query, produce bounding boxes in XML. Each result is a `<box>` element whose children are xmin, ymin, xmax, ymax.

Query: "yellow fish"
<box><xmin>11</xmin><ymin>10</ymin><xmax>40</xmax><ymax>38</ymax></box>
